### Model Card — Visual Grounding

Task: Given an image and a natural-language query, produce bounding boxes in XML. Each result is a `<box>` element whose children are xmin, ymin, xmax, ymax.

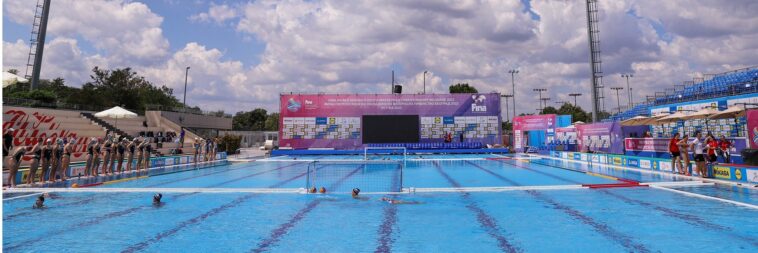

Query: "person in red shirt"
<box><xmin>669</xmin><ymin>133</ymin><xmax>684</xmax><ymax>174</ymax></box>
<box><xmin>717</xmin><ymin>135</ymin><xmax>732</xmax><ymax>163</ymax></box>
<box><xmin>706</xmin><ymin>135</ymin><xmax>718</xmax><ymax>164</ymax></box>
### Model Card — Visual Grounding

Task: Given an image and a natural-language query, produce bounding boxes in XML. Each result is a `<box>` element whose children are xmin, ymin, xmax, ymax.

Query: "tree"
<box><xmin>264</xmin><ymin>113</ymin><xmax>279</xmax><ymax>131</ymax></box>
<box><xmin>83</xmin><ymin>67</ymin><xmax>181</xmax><ymax>112</ymax></box>
<box><xmin>449</xmin><ymin>83</ymin><xmax>478</xmax><ymax>93</ymax></box>
<box><xmin>7</xmin><ymin>69</ymin><xmax>18</xmax><ymax>75</ymax></box>
<box><xmin>233</xmin><ymin>108</ymin><xmax>269</xmax><ymax>131</ymax></box>
<box><xmin>540</xmin><ymin>106</ymin><xmax>559</xmax><ymax>115</ymax></box>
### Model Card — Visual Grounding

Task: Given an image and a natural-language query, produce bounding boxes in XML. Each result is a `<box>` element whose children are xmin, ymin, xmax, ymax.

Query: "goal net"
<box><xmin>306</xmin><ymin>160</ymin><xmax>403</xmax><ymax>193</ymax></box>
<box><xmin>363</xmin><ymin>147</ymin><xmax>407</xmax><ymax>161</ymax></box>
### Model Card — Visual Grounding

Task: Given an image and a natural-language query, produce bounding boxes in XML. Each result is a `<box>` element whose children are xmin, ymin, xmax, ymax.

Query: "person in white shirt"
<box><xmin>689</xmin><ymin>132</ymin><xmax>707</xmax><ymax>178</ymax></box>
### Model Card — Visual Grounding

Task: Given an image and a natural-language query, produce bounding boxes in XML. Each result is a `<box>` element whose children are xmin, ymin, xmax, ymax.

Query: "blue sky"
<box><xmin>3</xmin><ymin>0</ymin><xmax>757</xmax><ymax>114</ymax></box>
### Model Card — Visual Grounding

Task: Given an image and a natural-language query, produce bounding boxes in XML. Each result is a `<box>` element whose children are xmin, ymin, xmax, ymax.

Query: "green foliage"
<box><xmin>501</xmin><ymin>121</ymin><xmax>512</xmax><ymax>131</ymax></box>
<box><xmin>264</xmin><ymin>113</ymin><xmax>280</xmax><ymax>131</ymax></box>
<box><xmin>540</xmin><ymin>106</ymin><xmax>559</xmax><ymax>115</ymax></box>
<box><xmin>218</xmin><ymin>134</ymin><xmax>241</xmax><ymax>153</ymax></box>
<box><xmin>449</xmin><ymin>83</ymin><xmax>478</xmax><ymax>93</ymax></box>
<box><xmin>3</xmin><ymin>67</ymin><xmax>180</xmax><ymax>113</ymax></box>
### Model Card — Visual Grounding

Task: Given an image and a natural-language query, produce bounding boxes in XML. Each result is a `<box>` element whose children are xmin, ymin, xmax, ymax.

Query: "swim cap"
<box><xmin>72</xmin><ymin>183</ymin><xmax>79</xmax><ymax>188</ymax></box>
<box><xmin>352</xmin><ymin>188</ymin><xmax>360</xmax><ymax>194</ymax></box>
<box><xmin>154</xmin><ymin>193</ymin><xmax>162</xmax><ymax>199</ymax></box>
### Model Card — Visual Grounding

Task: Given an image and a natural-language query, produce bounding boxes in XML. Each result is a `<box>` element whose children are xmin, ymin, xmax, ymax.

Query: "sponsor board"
<box><xmin>562</xmin><ymin>152</ymin><xmax>568</xmax><ymax>159</ymax></box>
<box><xmin>580</xmin><ymin>154</ymin><xmax>588</xmax><ymax>161</ymax></box>
<box><xmin>69</xmin><ymin>164</ymin><xmax>87</xmax><ymax>177</ymax></box>
<box><xmin>600</xmin><ymin>155</ymin><xmax>607</xmax><ymax>164</ymax></box>
<box><xmin>658</xmin><ymin>161</ymin><xmax>672</xmax><ymax>172</ymax></box>
<box><xmin>573</xmin><ymin>153</ymin><xmax>581</xmax><ymax>160</ymax></box>
<box><xmin>591</xmin><ymin>155</ymin><xmax>600</xmax><ymax>163</ymax></box>
<box><xmin>713</xmin><ymin>166</ymin><xmax>731</xmax><ymax>179</ymax></box>
<box><xmin>747</xmin><ymin>169</ymin><xmax>758</xmax><ymax>183</ymax></box>
<box><xmin>165</xmin><ymin>158</ymin><xmax>175</xmax><ymax>166</ymax></box>
<box><xmin>627</xmin><ymin>158</ymin><xmax>640</xmax><ymax>168</ymax></box>
<box><xmin>612</xmin><ymin>157</ymin><xmax>623</xmax><ymax>165</ymax></box>
<box><xmin>640</xmin><ymin>159</ymin><xmax>652</xmax><ymax>169</ymax></box>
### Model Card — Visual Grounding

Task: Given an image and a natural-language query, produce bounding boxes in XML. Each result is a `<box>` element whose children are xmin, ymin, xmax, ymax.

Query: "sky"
<box><xmin>3</xmin><ymin>0</ymin><xmax>758</xmax><ymax>116</ymax></box>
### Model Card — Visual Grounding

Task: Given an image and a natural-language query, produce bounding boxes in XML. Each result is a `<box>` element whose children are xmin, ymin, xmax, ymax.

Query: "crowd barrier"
<box><xmin>549</xmin><ymin>151</ymin><xmax>757</xmax><ymax>184</ymax></box>
<box><xmin>3</xmin><ymin>152</ymin><xmax>227</xmax><ymax>186</ymax></box>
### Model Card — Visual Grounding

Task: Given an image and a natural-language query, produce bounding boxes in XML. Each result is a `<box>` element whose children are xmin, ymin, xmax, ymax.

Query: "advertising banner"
<box><xmin>512</xmin><ymin>114</ymin><xmax>556</xmax><ymax>151</ymax></box>
<box><xmin>279</xmin><ymin>94</ymin><xmax>501</xmax><ymax>149</ymax></box>
<box><xmin>748</xmin><ymin>109</ymin><xmax>758</xmax><ymax>149</ymax></box>
<box><xmin>625</xmin><ymin>138</ymin><xmax>669</xmax><ymax>152</ymax></box>
<box><xmin>576</xmin><ymin>122</ymin><xmax>623</xmax><ymax>154</ymax></box>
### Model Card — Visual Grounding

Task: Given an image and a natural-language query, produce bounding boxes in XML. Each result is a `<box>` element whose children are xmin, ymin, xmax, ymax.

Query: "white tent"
<box><xmin>3</xmin><ymin>72</ymin><xmax>28</xmax><ymax>88</ymax></box>
<box><xmin>94</xmin><ymin>106</ymin><xmax>137</xmax><ymax>128</ymax></box>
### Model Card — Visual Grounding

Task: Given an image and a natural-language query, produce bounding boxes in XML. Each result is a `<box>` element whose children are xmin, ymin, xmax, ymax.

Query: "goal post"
<box><xmin>306</xmin><ymin>160</ymin><xmax>403</xmax><ymax>193</ymax></box>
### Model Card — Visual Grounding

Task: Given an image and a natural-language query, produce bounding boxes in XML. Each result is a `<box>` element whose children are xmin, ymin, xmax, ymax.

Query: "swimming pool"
<box><xmin>3</xmin><ymin>154</ymin><xmax>757</xmax><ymax>252</ymax></box>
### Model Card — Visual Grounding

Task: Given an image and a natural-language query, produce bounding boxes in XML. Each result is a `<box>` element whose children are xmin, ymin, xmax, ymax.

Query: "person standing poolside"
<box><xmin>669</xmin><ymin>133</ymin><xmax>684</xmax><ymax>174</ymax></box>
<box><xmin>3</xmin><ymin>128</ymin><xmax>15</xmax><ymax>169</ymax></box>
<box><xmin>193</xmin><ymin>138</ymin><xmax>201</xmax><ymax>164</ymax></box>
<box><xmin>142</xmin><ymin>141</ymin><xmax>153</xmax><ymax>175</ymax></box>
<box><xmin>7</xmin><ymin>146</ymin><xmax>26</xmax><ymax>187</ymax></box>
<box><xmin>93</xmin><ymin>138</ymin><xmax>103</xmax><ymax>176</ymax></box>
<box><xmin>706</xmin><ymin>136</ymin><xmax>718</xmax><ymax>164</ymax></box>
<box><xmin>135</xmin><ymin>138</ymin><xmax>145</xmax><ymax>174</ymax></box>
<box><xmin>59</xmin><ymin>138</ymin><xmax>74</xmax><ymax>182</ymax></box>
<box><xmin>690</xmin><ymin>132</ymin><xmax>707</xmax><ymax>178</ymax></box>
<box><xmin>41</xmin><ymin>138</ymin><xmax>53</xmax><ymax>183</ymax></box>
<box><xmin>116</xmin><ymin>138</ymin><xmax>126</xmax><ymax>173</ymax></box>
<box><xmin>84</xmin><ymin>138</ymin><xmax>96</xmax><ymax>177</ymax></box>
<box><xmin>101</xmin><ymin>135</ymin><xmax>113</xmax><ymax>175</ymax></box>
<box><xmin>49</xmin><ymin>139</ymin><xmax>63</xmax><ymax>182</ymax></box>
<box><xmin>717</xmin><ymin>135</ymin><xmax>732</xmax><ymax>163</ymax></box>
<box><xmin>126</xmin><ymin>138</ymin><xmax>137</xmax><ymax>172</ymax></box>
<box><xmin>179</xmin><ymin>128</ymin><xmax>185</xmax><ymax>148</ymax></box>
<box><xmin>27</xmin><ymin>138</ymin><xmax>44</xmax><ymax>185</ymax></box>
<box><xmin>677</xmin><ymin>135</ymin><xmax>691</xmax><ymax>176</ymax></box>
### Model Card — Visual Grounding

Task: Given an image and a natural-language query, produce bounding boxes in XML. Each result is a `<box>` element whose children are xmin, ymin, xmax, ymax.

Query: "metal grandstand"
<box><xmin>609</xmin><ymin>66</ymin><xmax>758</xmax><ymax>121</ymax></box>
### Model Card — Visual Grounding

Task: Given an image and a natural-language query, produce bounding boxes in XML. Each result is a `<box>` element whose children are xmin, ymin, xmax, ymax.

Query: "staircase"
<box><xmin>81</xmin><ymin>112</ymin><xmax>133</xmax><ymax>139</ymax></box>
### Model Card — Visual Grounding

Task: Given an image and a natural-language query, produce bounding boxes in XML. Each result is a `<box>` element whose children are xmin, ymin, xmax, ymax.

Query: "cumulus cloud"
<box><xmin>3</xmin><ymin>0</ymin><xmax>757</xmax><ymax>115</ymax></box>
<box><xmin>190</xmin><ymin>3</ymin><xmax>238</xmax><ymax>25</ymax></box>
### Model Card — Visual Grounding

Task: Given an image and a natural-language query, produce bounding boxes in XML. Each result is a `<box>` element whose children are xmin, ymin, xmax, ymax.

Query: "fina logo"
<box><xmin>471</xmin><ymin>94</ymin><xmax>487</xmax><ymax>112</ymax></box>
<box><xmin>287</xmin><ymin>98</ymin><xmax>302</xmax><ymax>112</ymax></box>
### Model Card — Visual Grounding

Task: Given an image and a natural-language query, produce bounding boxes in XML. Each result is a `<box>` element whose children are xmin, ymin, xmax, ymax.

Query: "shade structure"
<box><xmin>3</xmin><ymin>72</ymin><xmax>28</xmax><ymax>88</ymax></box>
<box><xmin>94</xmin><ymin>106</ymin><xmax>137</xmax><ymax>129</ymax></box>
<box><xmin>656</xmin><ymin>111</ymin><xmax>689</xmax><ymax>124</ymax></box>
<box><xmin>680</xmin><ymin>107</ymin><xmax>719</xmax><ymax>120</ymax></box>
<box><xmin>620</xmin><ymin>115</ymin><xmax>651</xmax><ymax>126</ymax></box>
<box><xmin>573</xmin><ymin>121</ymin><xmax>585</xmax><ymax>125</ymax></box>
<box><xmin>707</xmin><ymin>106</ymin><xmax>747</xmax><ymax>120</ymax></box>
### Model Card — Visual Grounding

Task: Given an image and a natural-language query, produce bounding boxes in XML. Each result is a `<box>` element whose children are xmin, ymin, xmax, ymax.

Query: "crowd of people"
<box><xmin>2</xmin><ymin>128</ymin><xmax>222</xmax><ymax>187</ymax></box>
<box><xmin>668</xmin><ymin>131</ymin><xmax>733</xmax><ymax>178</ymax></box>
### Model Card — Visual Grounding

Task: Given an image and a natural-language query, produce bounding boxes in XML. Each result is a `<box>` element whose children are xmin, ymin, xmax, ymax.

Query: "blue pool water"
<box><xmin>4</xmin><ymin>154</ymin><xmax>758</xmax><ymax>252</ymax></box>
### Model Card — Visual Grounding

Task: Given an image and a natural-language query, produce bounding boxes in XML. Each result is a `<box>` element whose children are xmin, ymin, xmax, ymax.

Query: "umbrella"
<box><xmin>3</xmin><ymin>72</ymin><xmax>28</xmax><ymax>88</ymax></box>
<box><xmin>94</xmin><ymin>106</ymin><xmax>137</xmax><ymax>128</ymax></box>
<box><xmin>620</xmin><ymin>115</ymin><xmax>651</xmax><ymax>126</ymax></box>
<box><xmin>573</xmin><ymin>121</ymin><xmax>585</xmax><ymax>125</ymax></box>
<box><xmin>708</xmin><ymin>106</ymin><xmax>747</xmax><ymax>120</ymax></box>
<box><xmin>680</xmin><ymin>107</ymin><xmax>719</xmax><ymax>120</ymax></box>
<box><xmin>656</xmin><ymin>111</ymin><xmax>689</xmax><ymax>124</ymax></box>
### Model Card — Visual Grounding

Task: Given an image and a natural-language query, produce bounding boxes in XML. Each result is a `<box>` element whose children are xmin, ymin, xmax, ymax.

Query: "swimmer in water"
<box><xmin>309</xmin><ymin>187</ymin><xmax>317</xmax><ymax>193</ymax></box>
<box><xmin>319</xmin><ymin>187</ymin><xmax>326</xmax><ymax>194</ymax></box>
<box><xmin>153</xmin><ymin>193</ymin><xmax>163</xmax><ymax>206</ymax></box>
<box><xmin>351</xmin><ymin>188</ymin><xmax>369</xmax><ymax>200</ymax></box>
<box><xmin>380</xmin><ymin>197</ymin><xmax>421</xmax><ymax>205</ymax></box>
<box><xmin>33</xmin><ymin>194</ymin><xmax>45</xmax><ymax>209</ymax></box>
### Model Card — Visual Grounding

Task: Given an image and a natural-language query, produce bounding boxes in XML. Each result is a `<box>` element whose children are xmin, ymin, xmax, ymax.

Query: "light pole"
<box><xmin>621</xmin><ymin>74</ymin><xmax>633</xmax><ymax>106</ymax></box>
<box><xmin>533</xmin><ymin>88</ymin><xmax>547</xmax><ymax>112</ymax></box>
<box><xmin>611</xmin><ymin>87</ymin><xmax>623</xmax><ymax>113</ymax></box>
<box><xmin>540</xmin><ymin>98</ymin><xmax>550</xmax><ymax>113</ymax></box>
<box><xmin>183</xmin><ymin>66</ymin><xmax>190</xmax><ymax>108</ymax></box>
<box><xmin>508</xmin><ymin>69</ymin><xmax>519</xmax><ymax>117</ymax></box>
<box><xmin>569</xmin><ymin>93</ymin><xmax>582</xmax><ymax>107</ymax></box>
<box><xmin>423</xmin><ymin>71</ymin><xmax>428</xmax><ymax>94</ymax></box>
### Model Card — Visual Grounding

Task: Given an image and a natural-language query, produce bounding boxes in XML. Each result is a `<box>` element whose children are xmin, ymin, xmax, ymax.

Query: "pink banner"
<box><xmin>625</xmin><ymin>138</ymin><xmax>669</xmax><ymax>152</ymax></box>
<box><xmin>749</xmin><ymin>109</ymin><xmax>758</xmax><ymax>149</ymax></box>
<box><xmin>512</xmin><ymin>114</ymin><xmax>556</xmax><ymax>151</ymax></box>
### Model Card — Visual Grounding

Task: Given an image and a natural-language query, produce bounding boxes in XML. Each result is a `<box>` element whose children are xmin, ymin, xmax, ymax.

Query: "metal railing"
<box><xmin>145</xmin><ymin>104</ymin><xmax>233</xmax><ymax>118</ymax></box>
